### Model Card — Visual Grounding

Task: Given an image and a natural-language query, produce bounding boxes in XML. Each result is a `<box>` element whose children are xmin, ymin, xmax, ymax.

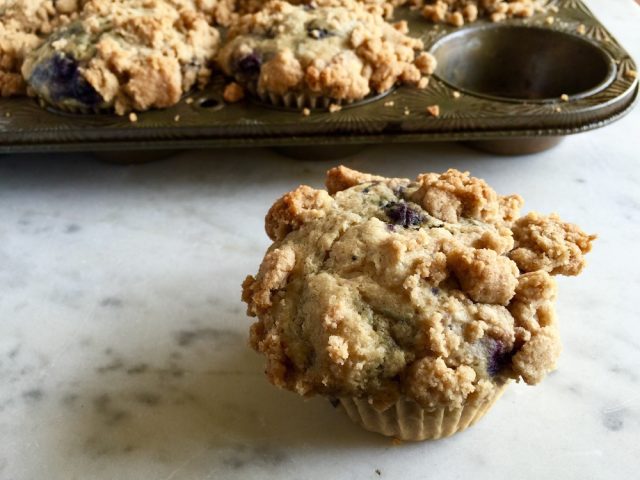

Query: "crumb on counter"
<box><xmin>302</xmin><ymin>107</ymin><xmax>311</xmax><ymax>116</ymax></box>
<box><xmin>384</xmin><ymin>101</ymin><xmax>394</xmax><ymax>107</ymax></box>
<box><xmin>403</xmin><ymin>107</ymin><xmax>410</xmax><ymax>116</ymax></box>
<box><xmin>329</xmin><ymin>104</ymin><xmax>342</xmax><ymax>113</ymax></box>
<box><xmin>185</xmin><ymin>98</ymin><xmax>194</xmax><ymax>105</ymax></box>
<box><xmin>560</xmin><ymin>94</ymin><xmax>569</xmax><ymax>102</ymax></box>
<box><xmin>545</xmin><ymin>16</ymin><xmax>555</xmax><ymax>25</ymax></box>
<box><xmin>223</xmin><ymin>82</ymin><xmax>245</xmax><ymax>103</ymax></box>
<box><xmin>173</xmin><ymin>114</ymin><xmax>181</xmax><ymax>122</ymax></box>
<box><xmin>452</xmin><ymin>91</ymin><xmax>461</xmax><ymax>99</ymax></box>
<box><xmin>426</xmin><ymin>104</ymin><xmax>440</xmax><ymax>117</ymax></box>
<box><xmin>128</xmin><ymin>112</ymin><xmax>138</xmax><ymax>123</ymax></box>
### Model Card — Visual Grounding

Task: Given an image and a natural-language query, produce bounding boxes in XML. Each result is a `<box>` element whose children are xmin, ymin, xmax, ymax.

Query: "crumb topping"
<box><xmin>218</xmin><ymin>0</ymin><xmax>435</xmax><ymax>103</ymax></box>
<box><xmin>243</xmin><ymin>167</ymin><xmax>595</xmax><ymax>409</ymax></box>
<box><xmin>414</xmin><ymin>0</ymin><xmax>548</xmax><ymax>27</ymax></box>
<box><xmin>409</xmin><ymin>168</ymin><xmax>524</xmax><ymax>225</ymax></box>
<box><xmin>509</xmin><ymin>212</ymin><xmax>596</xmax><ymax>276</ymax></box>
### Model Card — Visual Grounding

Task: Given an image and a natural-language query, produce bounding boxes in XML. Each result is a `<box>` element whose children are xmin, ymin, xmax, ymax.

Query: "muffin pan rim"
<box><xmin>0</xmin><ymin>0</ymin><xmax>637</xmax><ymax>155</ymax></box>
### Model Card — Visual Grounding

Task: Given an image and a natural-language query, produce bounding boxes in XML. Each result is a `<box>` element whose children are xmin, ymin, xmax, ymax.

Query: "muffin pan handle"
<box><xmin>0</xmin><ymin>0</ymin><xmax>636</xmax><ymax>155</ymax></box>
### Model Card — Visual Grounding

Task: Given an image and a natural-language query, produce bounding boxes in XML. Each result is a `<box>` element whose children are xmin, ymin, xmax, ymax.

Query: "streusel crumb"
<box><xmin>426</xmin><ymin>105</ymin><xmax>440</xmax><ymax>117</ymax></box>
<box><xmin>416</xmin><ymin>0</ymin><xmax>548</xmax><ymax>27</ymax></box>
<box><xmin>223</xmin><ymin>82</ymin><xmax>245</xmax><ymax>102</ymax></box>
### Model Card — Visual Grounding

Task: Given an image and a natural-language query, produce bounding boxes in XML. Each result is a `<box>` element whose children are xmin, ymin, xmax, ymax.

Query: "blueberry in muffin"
<box><xmin>218</xmin><ymin>0</ymin><xmax>436</xmax><ymax>108</ymax></box>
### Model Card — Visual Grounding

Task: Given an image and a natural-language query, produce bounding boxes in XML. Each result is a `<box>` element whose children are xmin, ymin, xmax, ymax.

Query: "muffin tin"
<box><xmin>0</xmin><ymin>0</ymin><xmax>636</xmax><ymax>155</ymax></box>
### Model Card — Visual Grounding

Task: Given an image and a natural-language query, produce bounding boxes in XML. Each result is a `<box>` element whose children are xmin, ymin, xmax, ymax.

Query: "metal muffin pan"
<box><xmin>0</xmin><ymin>0</ymin><xmax>637</xmax><ymax>155</ymax></box>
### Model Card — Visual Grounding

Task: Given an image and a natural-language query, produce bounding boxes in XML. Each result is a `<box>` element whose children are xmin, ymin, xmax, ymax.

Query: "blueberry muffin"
<box><xmin>415</xmin><ymin>0</ymin><xmax>548</xmax><ymax>27</ymax></box>
<box><xmin>20</xmin><ymin>0</ymin><xmax>220</xmax><ymax>114</ymax></box>
<box><xmin>178</xmin><ymin>0</ymin><xmax>240</xmax><ymax>27</ymax></box>
<box><xmin>218</xmin><ymin>0</ymin><xmax>435</xmax><ymax>108</ymax></box>
<box><xmin>0</xmin><ymin>0</ymin><xmax>81</xmax><ymax>97</ymax></box>
<box><xmin>242</xmin><ymin>166</ymin><xmax>595</xmax><ymax>440</ymax></box>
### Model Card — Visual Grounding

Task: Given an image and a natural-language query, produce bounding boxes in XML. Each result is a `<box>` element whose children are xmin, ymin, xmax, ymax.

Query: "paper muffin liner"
<box><xmin>245</xmin><ymin>84</ymin><xmax>392</xmax><ymax>110</ymax></box>
<box><xmin>28</xmin><ymin>91</ymin><xmax>104</xmax><ymax>115</ymax></box>
<box><xmin>338</xmin><ymin>383</ymin><xmax>508</xmax><ymax>441</ymax></box>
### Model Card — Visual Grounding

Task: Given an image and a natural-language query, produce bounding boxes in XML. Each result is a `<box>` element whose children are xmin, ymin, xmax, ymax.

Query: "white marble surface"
<box><xmin>1</xmin><ymin>1</ymin><xmax>640</xmax><ymax>479</ymax></box>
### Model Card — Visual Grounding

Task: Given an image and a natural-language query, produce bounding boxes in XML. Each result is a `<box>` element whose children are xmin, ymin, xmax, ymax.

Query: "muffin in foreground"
<box><xmin>242</xmin><ymin>166</ymin><xmax>595</xmax><ymax>440</ymax></box>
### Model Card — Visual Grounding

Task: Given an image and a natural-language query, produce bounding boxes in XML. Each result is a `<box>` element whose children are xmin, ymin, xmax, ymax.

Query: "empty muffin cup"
<box><xmin>430</xmin><ymin>25</ymin><xmax>616</xmax><ymax>102</ymax></box>
<box><xmin>245</xmin><ymin>85</ymin><xmax>394</xmax><ymax>111</ymax></box>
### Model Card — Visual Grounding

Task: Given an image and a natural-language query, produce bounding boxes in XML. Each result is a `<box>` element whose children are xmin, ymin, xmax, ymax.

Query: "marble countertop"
<box><xmin>1</xmin><ymin>1</ymin><xmax>639</xmax><ymax>479</ymax></box>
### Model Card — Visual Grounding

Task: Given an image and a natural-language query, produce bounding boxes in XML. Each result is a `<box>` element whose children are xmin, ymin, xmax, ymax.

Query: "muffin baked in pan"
<box><xmin>3</xmin><ymin>0</ymin><xmax>546</xmax><ymax>113</ymax></box>
<box><xmin>17</xmin><ymin>0</ymin><xmax>220</xmax><ymax>114</ymax></box>
<box><xmin>218</xmin><ymin>0</ymin><xmax>435</xmax><ymax>109</ymax></box>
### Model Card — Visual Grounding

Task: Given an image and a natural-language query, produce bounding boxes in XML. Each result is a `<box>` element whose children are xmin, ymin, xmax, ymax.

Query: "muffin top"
<box><xmin>21</xmin><ymin>0</ymin><xmax>220</xmax><ymax>114</ymax></box>
<box><xmin>242</xmin><ymin>166</ymin><xmax>595</xmax><ymax>410</ymax></box>
<box><xmin>417</xmin><ymin>0</ymin><xmax>548</xmax><ymax>27</ymax></box>
<box><xmin>218</xmin><ymin>0</ymin><xmax>434</xmax><ymax>102</ymax></box>
<box><xmin>0</xmin><ymin>0</ymin><xmax>81</xmax><ymax>97</ymax></box>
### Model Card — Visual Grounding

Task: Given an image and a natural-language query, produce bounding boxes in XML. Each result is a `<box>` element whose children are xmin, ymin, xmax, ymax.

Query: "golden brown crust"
<box><xmin>511</xmin><ymin>326</ymin><xmax>561</xmax><ymax>385</ymax></box>
<box><xmin>508</xmin><ymin>270</ymin><xmax>557</xmax><ymax>345</ymax></box>
<box><xmin>243</xmin><ymin>166</ymin><xmax>594</xmax><ymax>409</ymax></box>
<box><xmin>499</xmin><ymin>194</ymin><xmax>525</xmax><ymax>224</ymax></box>
<box><xmin>258</xmin><ymin>49</ymin><xmax>304</xmax><ymax>96</ymax></box>
<box><xmin>325</xmin><ymin>165</ymin><xmax>391</xmax><ymax>194</ymax></box>
<box><xmin>509</xmin><ymin>212</ymin><xmax>596</xmax><ymax>276</ymax></box>
<box><xmin>264</xmin><ymin>185</ymin><xmax>333</xmax><ymax>241</ymax></box>
<box><xmin>404</xmin><ymin>357</ymin><xmax>476</xmax><ymax>409</ymax></box>
<box><xmin>242</xmin><ymin>245</ymin><xmax>296</xmax><ymax>316</ymax></box>
<box><xmin>410</xmin><ymin>169</ymin><xmax>523</xmax><ymax>225</ymax></box>
<box><xmin>447</xmin><ymin>247</ymin><xmax>519</xmax><ymax>306</ymax></box>
<box><xmin>249</xmin><ymin>322</ymin><xmax>292</xmax><ymax>388</ymax></box>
